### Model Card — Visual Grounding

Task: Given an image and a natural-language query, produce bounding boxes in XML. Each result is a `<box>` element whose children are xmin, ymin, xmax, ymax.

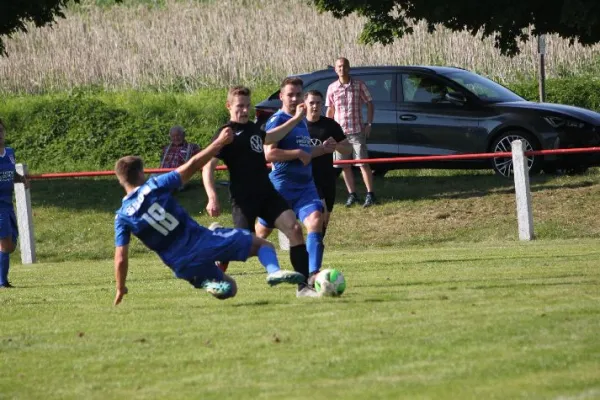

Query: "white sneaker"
<box><xmin>266</xmin><ymin>270</ymin><xmax>305</xmax><ymax>286</ymax></box>
<box><xmin>296</xmin><ymin>286</ymin><xmax>321</xmax><ymax>298</ymax></box>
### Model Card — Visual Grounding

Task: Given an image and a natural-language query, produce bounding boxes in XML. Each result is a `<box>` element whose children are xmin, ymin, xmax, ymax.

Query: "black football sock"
<box><xmin>290</xmin><ymin>244</ymin><xmax>309</xmax><ymax>289</ymax></box>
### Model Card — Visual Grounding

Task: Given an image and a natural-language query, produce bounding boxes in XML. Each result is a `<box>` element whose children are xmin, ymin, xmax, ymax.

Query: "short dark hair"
<box><xmin>169</xmin><ymin>125</ymin><xmax>185</xmax><ymax>136</ymax></box>
<box><xmin>304</xmin><ymin>90</ymin><xmax>323</xmax><ymax>100</ymax></box>
<box><xmin>115</xmin><ymin>156</ymin><xmax>144</xmax><ymax>186</ymax></box>
<box><xmin>280</xmin><ymin>77</ymin><xmax>303</xmax><ymax>90</ymax></box>
<box><xmin>335</xmin><ymin>57</ymin><xmax>350</xmax><ymax>67</ymax></box>
<box><xmin>228</xmin><ymin>85</ymin><xmax>251</xmax><ymax>102</ymax></box>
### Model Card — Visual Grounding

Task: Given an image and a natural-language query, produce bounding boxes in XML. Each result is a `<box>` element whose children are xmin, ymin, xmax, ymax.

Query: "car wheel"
<box><xmin>490</xmin><ymin>131</ymin><xmax>541</xmax><ymax>178</ymax></box>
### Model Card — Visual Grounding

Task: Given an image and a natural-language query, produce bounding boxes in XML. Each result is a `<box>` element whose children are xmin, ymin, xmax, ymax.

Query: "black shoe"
<box><xmin>345</xmin><ymin>193</ymin><xmax>359</xmax><ymax>207</ymax></box>
<box><xmin>0</xmin><ymin>282</ymin><xmax>14</xmax><ymax>289</ymax></box>
<box><xmin>363</xmin><ymin>193</ymin><xmax>376</xmax><ymax>208</ymax></box>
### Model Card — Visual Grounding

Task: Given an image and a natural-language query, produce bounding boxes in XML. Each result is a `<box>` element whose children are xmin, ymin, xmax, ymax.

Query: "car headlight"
<box><xmin>544</xmin><ymin>116</ymin><xmax>586</xmax><ymax>129</ymax></box>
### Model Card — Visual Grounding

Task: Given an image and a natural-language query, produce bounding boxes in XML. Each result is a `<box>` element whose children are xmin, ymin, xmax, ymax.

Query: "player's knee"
<box><xmin>254</xmin><ymin>222</ymin><xmax>271</xmax><ymax>239</ymax></box>
<box><xmin>303</xmin><ymin>213</ymin><xmax>322</xmax><ymax>232</ymax></box>
<box><xmin>290</xmin><ymin>222</ymin><xmax>303</xmax><ymax>241</ymax></box>
<box><xmin>281</xmin><ymin>221</ymin><xmax>303</xmax><ymax>242</ymax></box>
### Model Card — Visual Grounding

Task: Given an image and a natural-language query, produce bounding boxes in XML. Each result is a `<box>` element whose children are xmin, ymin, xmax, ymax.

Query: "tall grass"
<box><xmin>1</xmin><ymin>0</ymin><xmax>600</xmax><ymax>94</ymax></box>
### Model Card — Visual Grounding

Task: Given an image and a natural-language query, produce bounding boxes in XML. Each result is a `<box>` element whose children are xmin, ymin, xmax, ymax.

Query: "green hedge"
<box><xmin>509</xmin><ymin>77</ymin><xmax>600</xmax><ymax>111</ymax></box>
<box><xmin>1</xmin><ymin>78</ymin><xmax>600</xmax><ymax>173</ymax></box>
<box><xmin>0</xmin><ymin>87</ymin><xmax>273</xmax><ymax>173</ymax></box>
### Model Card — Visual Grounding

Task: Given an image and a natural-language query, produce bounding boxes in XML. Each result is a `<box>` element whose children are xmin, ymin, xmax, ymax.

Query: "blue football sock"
<box><xmin>257</xmin><ymin>246</ymin><xmax>281</xmax><ymax>275</ymax></box>
<box><xmin>306</xmin><ymin>232</ymin><xmax>324</xmax><ymax>274</ymax></box>
<box><xmin>0</xmin><ymin>251</ymin><xmax>9</xmax><ymax>285</ymax></box>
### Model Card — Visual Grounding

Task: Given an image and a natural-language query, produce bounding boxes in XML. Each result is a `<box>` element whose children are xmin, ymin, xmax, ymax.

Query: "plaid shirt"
<box><xmin>325</xmin><ymin>78</ymin><xmax>372</xmax><ymax>135</ymax></box>
<box><xmin>160</xmin><ymin>141</ymin><xmax>201</xmax><ymax>168</ymax></box>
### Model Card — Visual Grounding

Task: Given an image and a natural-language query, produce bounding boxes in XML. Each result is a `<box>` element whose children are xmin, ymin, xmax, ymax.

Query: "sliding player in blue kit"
<box><xmin>112</xmin><ymin>127</ymin><xmax>303</xmax><ymax>305</ymax></box>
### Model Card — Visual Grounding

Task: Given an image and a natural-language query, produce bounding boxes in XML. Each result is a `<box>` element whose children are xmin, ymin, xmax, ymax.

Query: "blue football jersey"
<box><xmin>114</xmin><ymin>171</ymin><xmax>211</xmax><ymax>272</ymax></box>
<box><xmin>0</xmin><ymin>148</ymin><xmax>16</xmax><ymax>209</ymax></box>
<box><xmin>265</xmin><ymin>110</ymin><xmax>313</xmax><ymax>189</ymax></box>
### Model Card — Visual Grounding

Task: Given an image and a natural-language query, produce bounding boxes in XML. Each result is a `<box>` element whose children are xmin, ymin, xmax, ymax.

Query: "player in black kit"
<box><xmin>304</xmin><ymin>90</ymin><xmax>351</xmax><ymax>237</ymax></box>
<box><xmin>202</xmin><ymin>86</ymin><xmax>320</xmax><ymax>297</ymax></box>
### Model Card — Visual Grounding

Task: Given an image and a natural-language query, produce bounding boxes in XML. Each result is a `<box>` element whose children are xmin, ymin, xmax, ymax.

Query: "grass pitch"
<box><xmin>1</xmin><ymin>241</ymin><xmax>599</xmax><ymax>399</ymax></box>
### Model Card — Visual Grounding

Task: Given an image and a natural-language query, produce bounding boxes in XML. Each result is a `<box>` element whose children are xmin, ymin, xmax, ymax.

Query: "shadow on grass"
<box><xmin>230</xmin><ymin>300</ymin><xmax>272</xmax><ymax>307</ymax></box>
<box><xmin>371</xmin><ymin>172</ymin><xmax>598</xmax><ymax>202</ymax></box>
<box><xmin>412</xmin><ymin>253</ymin><xmax>600</xmax><ymax>265</ymax></box>
<box><xmin>30</xmin><ymin>176</ymin><xmax>231</xmax><ymax>214</ymax></box>
<box><xmin>470</xmin><ymin>280</ymin><xmax>598</xmax><ymax>290</ymax></box>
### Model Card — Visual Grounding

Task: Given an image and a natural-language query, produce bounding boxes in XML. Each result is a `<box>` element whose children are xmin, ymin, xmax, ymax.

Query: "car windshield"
<box><xmin>441</xmin><ymin>70</ymin><xmax>524</xmax><ymax>103</ymax></box>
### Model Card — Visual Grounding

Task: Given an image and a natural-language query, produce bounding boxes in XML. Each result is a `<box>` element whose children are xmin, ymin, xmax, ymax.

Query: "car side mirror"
<box><xmin>445</xmin><ymin>92</ymin><xmax>467</xmax><ymax>105</ymax></box>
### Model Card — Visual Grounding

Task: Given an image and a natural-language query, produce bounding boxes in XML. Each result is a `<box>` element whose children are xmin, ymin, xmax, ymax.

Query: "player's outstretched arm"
<box><xmin>264</xmin><ymin>144</ymin><xmax>311</xmax><ymax>166</ymax></box>
<box><xmin>264</xmin><ymin>104</ymin><xmax>306</xmax><ymax>144</ymax></box>
<box><xmin>177</xmin><ymin>128</ymin><xmax>233</xmax><ymax>185</ymax></box>
<box><xmin>202</xmin><ymin>158</ymin><xmax>222</xmax><ymax>217</ymax></box>
<box><xmin>114</xmin><ymin>245</ymin><xmax>129</xmax><ymax>306</ymax></box>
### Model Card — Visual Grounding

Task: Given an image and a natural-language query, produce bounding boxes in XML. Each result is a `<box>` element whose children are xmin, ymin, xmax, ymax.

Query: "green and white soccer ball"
<box><xmin>314</xmin><ymin>268</ymin><xmax>346</xmax><ymax>296</ymax></box>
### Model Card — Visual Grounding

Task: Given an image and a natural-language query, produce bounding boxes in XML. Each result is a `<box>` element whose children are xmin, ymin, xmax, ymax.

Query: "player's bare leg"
<box><xmin>273</xmin><ymin>210</ymin><xmax>311</xmax><ymax>293</ymax></box>
<box><xmin>254</xmin><ymin>221</ymin><xmax>272</xmax><ymax>240</ymax></box>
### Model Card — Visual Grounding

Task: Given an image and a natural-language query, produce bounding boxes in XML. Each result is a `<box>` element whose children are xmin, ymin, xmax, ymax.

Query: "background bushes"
<box><xmin>1</xmin><ymin>79</ymin><xmax>600</xmax><ymax>173</ymax></box>
<box><xmin>510</xmin><ymin>77</ymin><xmax>600</xmax><ymax>111</ymax></box>
<box><xmin>0</xmin><ymin>87</ymin><xmax>271</xmax><ymax>172</ymax></box>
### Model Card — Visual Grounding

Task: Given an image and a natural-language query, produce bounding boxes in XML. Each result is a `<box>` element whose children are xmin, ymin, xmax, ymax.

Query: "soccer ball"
<box><xmin>314</xmin><ymin>268</ymin><xmax>346</xmax><ymax>296</ymax></box>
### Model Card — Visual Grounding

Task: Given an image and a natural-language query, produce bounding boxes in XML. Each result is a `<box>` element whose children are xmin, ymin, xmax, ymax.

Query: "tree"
<box><xmin>0</xmin><ymin>0</ymin><xmax>82</xmax><ymax>56</ymax></box>
<box><xmin>309</xmin><ymin>0</ymin><xmax>600</xmax><ymax>56</ymax></box>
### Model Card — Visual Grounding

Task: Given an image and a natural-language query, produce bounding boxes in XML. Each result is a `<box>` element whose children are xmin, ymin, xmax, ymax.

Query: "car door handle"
<box><xmin>399</xmin><ymin>114</ymin><xmax>417</xmax><ymax>121</ymax></box>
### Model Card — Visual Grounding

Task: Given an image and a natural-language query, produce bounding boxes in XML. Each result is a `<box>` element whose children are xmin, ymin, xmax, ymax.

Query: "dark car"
<box><xmin>255</xmin><ymin>66</ymin><xmax>600</xmax><ymax>177</ymax></box>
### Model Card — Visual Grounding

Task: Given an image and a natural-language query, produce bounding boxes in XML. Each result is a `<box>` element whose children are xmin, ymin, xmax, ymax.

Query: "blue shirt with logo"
<box><xmin>265</xmin><ymin>110</ymin><xmax>313</xmax><ymax>189</ymax></box>
<box><xmin>114</xmin><ymin>171</ymin><xmax>212</xmax><ymax>273</ymax></box>
<box><xmin>0</xmin><ymin>148</ymin><xmax>16</xmax><ymax>209</ymax></box>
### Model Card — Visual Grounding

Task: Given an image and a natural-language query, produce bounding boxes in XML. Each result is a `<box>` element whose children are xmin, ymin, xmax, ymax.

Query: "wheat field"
<box><xmin>1</xmin><ymin>0</ymin><xmax>600</xmax><ymax>93</ymax></box>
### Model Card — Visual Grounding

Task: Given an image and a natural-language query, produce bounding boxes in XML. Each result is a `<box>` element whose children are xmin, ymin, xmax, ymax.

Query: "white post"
<box><xmin>278</xmin><ymin>230</ymin><xmax>290</xmax><ymax>251</ymax></box>
<box><xmin>15</xmin><ymin>164</ymin><xmax>36</xmax><ymax>264</ymax></box>
<box><xmin>511</xmin><ymin>140</ymin><xmax>534</xmax><ymax>240</ymax></box>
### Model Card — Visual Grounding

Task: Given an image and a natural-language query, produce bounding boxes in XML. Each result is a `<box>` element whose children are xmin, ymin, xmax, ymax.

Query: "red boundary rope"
<box><xmin>27</xmin><ymin>147</ymin><xmax>600</xmax><ymax>180</ymax></box>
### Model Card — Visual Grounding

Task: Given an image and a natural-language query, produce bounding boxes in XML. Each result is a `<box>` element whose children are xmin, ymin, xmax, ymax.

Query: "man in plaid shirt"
<box><xmin>160</xmin><ymin>126</ymin><xmax>201</xmax><ymax>169</ymax></box>
<box><xmin>326</xmin><ymin>57</ymin><xmax>377</xmax><ymax>208</ymax></box>
<box><xmin>160</xmin><ymin>126</ymin><xmax>201</xmax><ymax>190</ymax></box>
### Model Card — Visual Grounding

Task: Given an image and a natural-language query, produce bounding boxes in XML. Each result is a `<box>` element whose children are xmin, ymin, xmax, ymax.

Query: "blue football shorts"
<box><xmin>257</xmin><ymin>183</ymin><xmax>324</xmax><ymax>229</ymax></box>
<box><xmin>0</xmin><ymin>208</ymin><xmax>18</xmax><ymax>243</ymax></box>
<box><xmin>175</xmin><ymin>227</ymin><xmax>253</xmax><ymax>284</ymax></box>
